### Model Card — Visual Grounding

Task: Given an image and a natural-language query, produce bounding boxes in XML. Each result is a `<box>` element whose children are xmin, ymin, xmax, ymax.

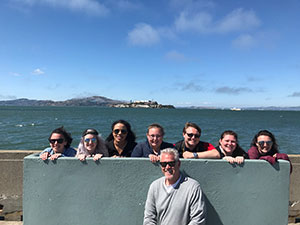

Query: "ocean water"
<box><xmin>0</xmin><ymin>106</ymin><xmax>299</xmax><ymax>154</ymax></box>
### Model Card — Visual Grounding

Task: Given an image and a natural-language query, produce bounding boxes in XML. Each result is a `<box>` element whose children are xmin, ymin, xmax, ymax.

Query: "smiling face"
<box><xmin>112</xmin><ymin>123</ymin><xmax>128</xmax><ymax>143</ymax></box>
<box><xmin>49</xmin><ymin>133</ymin><xmax>67</xmax><ymax>153</ymax></box>
<box><xmin>83</xmin><ymin>134</ymin><xmax>98</xmax><ymax>154</ymax></box>
<box><xmin>256</xmin><ymin>135</ymin><xmax>273</xmax><ymax>155</ymax></box>
<box><xmin>147</xmin><ymin>127</ymin><xmax>163</xmax><ymax>150</ymax></box>
<box><xmin>219</xmin><ymin>134</ymin><xmax>237</xmax><ymax>155</ymax></box>
<box><xmin>160</xmin><ymin>152</ymin><xmax>180</xmax><ymax>186</ymax></box>
<box><xmin>183</xmin><ymin>127</ymin><xmax>200</xmax><ymax>150</ymax></box>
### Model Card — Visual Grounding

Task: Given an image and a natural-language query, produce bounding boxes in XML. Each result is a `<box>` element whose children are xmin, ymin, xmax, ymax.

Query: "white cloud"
<box><xmin>175</xmin><ymin>8</ymin><xmax>261</xmax><ymax>34</ymax></box>
<box><xmin>128</xmin><ymin>23</ymin><xmax>160</xmax><ymax>46</ymax></box>
<box><xmin>216</xmin><ymin>86</ymin><xmax>252</xmax><ymax>94</ymax></box>
<box><xmin>232</xmin><ymin>34</ymin><xmax>256</xmax><ymax>49</ymax></box>
<box><xmin>169</xmin><ymin>0</ymin><xmax>215</xmax><ymax>12</ymax></box>
<box><xmin>289</xmin><ymin>92</ymin><xmax>300</xmax><ymax>97</ymax></box>
<box><xmin>10</xmin><ymin>72</ymin><xmax>22</xmax><ymax>77</ymax></box>
<box><xmin>11</xmin><ymin>0</ymin><xmax>109</xmax><ymax>16</ymax></box>
<box><xmin>165</xmin><ymin>50</ymin><xmax>186</xmax><ymax>62</ymax></box>
<box><xmin>32</xmin><ymin>68</ymin><xmax>45</xmax><ymax>75</ymax></box>
<box><xmin>175</xmin><ymin>81</ymin><xmax>203</xmax><ymax>92</ymax></box>
<box><xmin>175</xmin><ymin>11</ymin><xmax>212</xmax><ymax>33</ymax></box>
<box><xmin>216</xmin><ymin>8</ymin><xmax>261</xmax><ymax>33</ymax></box>
<box><xmin>111</xmin><ymin>0</ymin><xmax>141</xmax><ymax>11</ymax></box>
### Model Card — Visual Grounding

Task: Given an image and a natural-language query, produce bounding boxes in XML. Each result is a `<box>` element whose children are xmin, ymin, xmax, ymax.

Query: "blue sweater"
<box><xmin>131</xmin><ymin>140</ymin><xmax>174</xmax><ymax>157</ymax></box>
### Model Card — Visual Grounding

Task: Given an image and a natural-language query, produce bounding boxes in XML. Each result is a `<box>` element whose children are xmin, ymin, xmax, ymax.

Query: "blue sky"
<box><xmin>1</xmin><ymin>0</ymin><xmax>300</xmax><ymax>107</ymax></box>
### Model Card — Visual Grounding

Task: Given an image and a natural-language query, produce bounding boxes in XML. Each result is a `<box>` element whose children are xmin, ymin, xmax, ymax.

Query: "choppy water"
<box><xmin>0</xmin><ymin>106</ymin><xmax>299</xmax><ymax>154</ymax></box>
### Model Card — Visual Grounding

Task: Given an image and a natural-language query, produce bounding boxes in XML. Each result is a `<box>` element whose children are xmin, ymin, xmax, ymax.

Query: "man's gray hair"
<box><xmin>160</xmin><ymin>148</ymin><xmax>179</xmax><ymax>161</ymax></box>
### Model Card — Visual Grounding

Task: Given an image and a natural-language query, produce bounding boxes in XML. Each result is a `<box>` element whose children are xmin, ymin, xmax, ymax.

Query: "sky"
<box><xmin>1</xmin><ymin>0</ymin><xmax>300</xmax><ymax>108</ymax></box>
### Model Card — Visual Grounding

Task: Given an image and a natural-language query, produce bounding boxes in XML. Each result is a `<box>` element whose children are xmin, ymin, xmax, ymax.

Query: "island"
<box><xmin>111</xmin><ymin>100</ymin><xmax>175</xmax><ymax>109</ymax></box>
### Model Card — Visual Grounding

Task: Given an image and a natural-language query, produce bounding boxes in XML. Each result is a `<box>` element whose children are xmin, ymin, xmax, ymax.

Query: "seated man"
<box><xmin>131</xmin><ymin>123</ymin><xmax>173</xmax><ymax>162</ymax></box>
<box><xmin>175</xmin><ymin>122</ymin><xmax>219</xmax><ymax>159</ymax></box>
<box><xmin>143</xmin><ymin>148</ymin><xmax>206</xmax><ymax>225</ymax></box>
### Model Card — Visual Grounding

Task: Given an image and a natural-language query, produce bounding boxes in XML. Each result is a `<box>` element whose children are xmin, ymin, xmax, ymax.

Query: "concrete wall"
<box><xmin>289</xmin><ymin>155</ymin><xmax>300</xmax><ymax>222</ymax></box>
<box><xmin>0</xmin><ymin>151</ymin><xmax>39</xmax><ymax>220</ymax></box>
<box><xmin>23</xmin><ymin>155</ymin><xmax>290</xmax><ymax>225</ymax></box>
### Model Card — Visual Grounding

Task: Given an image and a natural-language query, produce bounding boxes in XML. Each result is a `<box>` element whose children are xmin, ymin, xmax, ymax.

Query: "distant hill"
<box><xmin>0</xmin><ymin>96</ymin><xmax>175</xmax><ymax>108</ymax></box>
<box><xmin>0</xmin><ymin>96</ymin><xmax>124</xmax><ymax>107</ymax></box>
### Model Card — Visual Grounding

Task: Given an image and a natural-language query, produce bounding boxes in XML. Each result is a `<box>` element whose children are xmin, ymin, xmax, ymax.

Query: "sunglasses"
<box><xmin>186</xmin><ymin>133</ymin><xmax>200</xmax><ymax>138</ymax></box>
<box><xmin>84</xmin><ymin>138</ymin><xmax>97</xmax><ymax>143</ymax></box>
<box><xmin>160</xmin><ymin>161</ymin><xmax>176</xmax><ymax>167</ymax></box>
<box><xmin>113</xmin><ymin>129</ymin><xmax>127</xmax><ymax>135</ymax></box>
<box><xmin>49</xmin><ymin>138</ymin><xmax>64</xmax><ymax>144</ymax></box>
<box><xmin>258</xmin><ymin>141</ymin><xmax>273</xmax><ymax>147</ymax></box>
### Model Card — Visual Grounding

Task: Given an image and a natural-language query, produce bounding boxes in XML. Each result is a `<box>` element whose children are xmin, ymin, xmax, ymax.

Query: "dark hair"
<box><xmin>250</xmin><ymin>130</ymin><xmax>279</xmax><ymax>153</ymax></box>
<box><xmin>106</xmin><ymin>120</ymin><xmax>136</xmax><ymax>143</ymax></box>
<box><xmin>147</xmin><ymin>123</ymin><xmax>165</xmax><ymax>136</ymax></box>
<box><xmin>48</xmin><ymin>126</ymin><xmax>73</xmax><ymax>149</ymax></box>
<box><xmin>183</xmin><ymin>122</ymin><xmax>201</xmax><ymax>135</ymax></box>
<box><xmin>82</xmin><ymin>128</ymin><xmax>99</xmax><ymax>137</ymax></box>
<box><xmin>220</xmin><ymin>130</ymin><xmax>238</xmax><ymax>141</ymax></box>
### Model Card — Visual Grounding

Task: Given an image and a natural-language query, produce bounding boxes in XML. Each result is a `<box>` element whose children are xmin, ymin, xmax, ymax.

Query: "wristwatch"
<box><xmin>193</xmin><ymin>152</ymin><xmax>198</xmax><ymax>159</ymax></box>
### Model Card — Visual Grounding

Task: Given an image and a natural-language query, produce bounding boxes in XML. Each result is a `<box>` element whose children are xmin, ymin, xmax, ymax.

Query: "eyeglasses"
<box><xmin>84</xmin><ymin>138</ymin><xmax>97</xmax><ymax>143</ymax></box>
<box><xmin>186</xmin><ymin>133</ymin><xmax>200</xmax><ymax>138</ymax></box>
<box><xmin>49</xmin><ymin>138</ymin><xmax>64</xmax><ymax>144</ymax></box>
<box><xmin>113</xmin><ymin>129</ymin><xmax>127</xmax><ymax>135</ymax></box>
<box><xmin>258</xmin><ymin>141</ymin><xmax>273</xmax><ymax>147</ymax></box>
<box><xmin>148</xmin><ymin>134</ymin><xmax>162</xmax><ymax>139</ymax></box>
<box><xmin>160</xmin><ymin>161</ymin><xmax>176</xmax><ymax>167</ymax></box>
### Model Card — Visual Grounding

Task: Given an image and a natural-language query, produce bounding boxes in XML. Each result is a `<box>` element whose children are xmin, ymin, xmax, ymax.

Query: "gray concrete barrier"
<box><xmin>1</xmin><ymin>151</ymin><xmax>299</xmax><ymax>223</ymax></box>
<box><xmin>23</xmin><ymin>155</ymin><xmax>290</xmax><ymax>225</ymax></box>
<box><xmin>0</xmin><ymin>151</ymin><xmax>39</xmax><ymax>221</ymax></box>
<box><xmin>289</xmin><ymin>155</ymin><xmax>300</xmax><ymax>223</ymax></box>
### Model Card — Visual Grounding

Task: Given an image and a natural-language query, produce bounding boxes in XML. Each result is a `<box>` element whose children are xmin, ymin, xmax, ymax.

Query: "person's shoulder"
<box><xmin>174</xmin><ymin>140</ymin><xmax>184</xmax><ymax>149</ymax></box>
<box><xmin>105</xmin><ymin>140</ymin><xmax>115</xmax><ymax>150</ymax></box>
<box><xmin>40</xmin><ymin>147</ymin><xmax>52</xmax><ymax>155</ymax></box>
<box><xmin>248</xmin><ymin>146</ymin><xmax>258</xmax><ymax>154</ymax></box>
<box><xmin>199</xmin><ymin>140</ymin><xmax>214</xmax><ymax>147</ymax></box>
<box><xmin>128</xmin><ymin>141</ymin><xmax>137</xmax><ymax>148</ymax></box>
<box><xmin>215</xmin><ymin>146</ymin><xmax>223</xmax><ymax>157</ymax></box>
<box><xmin>64</xmin><ymin>147</ymin><xmax>77</xmax><ymax>156</ymax></box>
<box><xmin>135</xmin><ymin>141</ymin><xmax>148</xmax><ymax>148</ymax></box>
<box><xmin>161</xmin><ymin>141</ymin><xmax>174</xmax><ymax>148</ymax></box>
<box><xmin>149</xmin><ymin>176</ymin><xmax>165</xmax><ymax>189</ymax></box>
<box><xmin>181</xmin><ymin>175</ymin><xmax>201</xmax><ymax>188</ymax></box>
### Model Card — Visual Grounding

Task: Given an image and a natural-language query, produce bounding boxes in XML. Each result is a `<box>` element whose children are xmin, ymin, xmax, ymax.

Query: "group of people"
<box><xmin>39</xmin><ymin>120</ymin><xmax>292</xmax><ymax>225</ymax></box>
<box><xmin>39</xmin><ymin>120</ymin><xmax>291</xmax><ymax>167</ymax></box>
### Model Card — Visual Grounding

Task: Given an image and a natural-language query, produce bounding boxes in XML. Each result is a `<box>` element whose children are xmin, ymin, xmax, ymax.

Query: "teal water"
<box><xmin>0</xmin><ymin>106</ymin><xmax>299</xmax><ymax>154</ymax></box>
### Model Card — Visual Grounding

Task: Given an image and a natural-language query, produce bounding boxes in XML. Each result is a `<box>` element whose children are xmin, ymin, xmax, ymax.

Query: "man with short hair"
<box><xmin>175</xmin><ymin>122</ymin><xmax>219</xmax><ymax>159</ymax></box>
<box><xmin>143</xmin><ymin>148</ymin><xmax>206</xmax><ymax>225</ymax></box>
<box><xmin>131</xmin><ymin>123</ymin><xmax>173</xmax><ymax>162</ymax></box>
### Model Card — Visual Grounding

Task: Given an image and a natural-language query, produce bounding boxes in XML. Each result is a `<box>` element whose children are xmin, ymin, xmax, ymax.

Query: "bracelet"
<box><xmin>193</xmin><ymin>152</ymin><xmax>198</xmax><ymax>159</ymax></box>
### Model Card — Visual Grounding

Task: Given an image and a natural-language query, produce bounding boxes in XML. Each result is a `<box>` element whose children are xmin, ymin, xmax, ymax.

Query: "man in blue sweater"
<box><xmin>143</xmin><ymin>148</ymin><xmax>206</xmax><ymax>225</ymax></box>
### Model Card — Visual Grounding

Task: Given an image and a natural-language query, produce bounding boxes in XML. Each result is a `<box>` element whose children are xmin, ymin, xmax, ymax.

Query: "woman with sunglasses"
<box><xmin>40</xmin><ymin>126</ymin><xmax>76</xmax><ymax>161</ymax></box>
<box><xmin>105</xmin><ymin>120</ymin><xmax>137</xmax><ymax>157</ymax></box>
<box><xmin>76</xmin><ymin>128</ymin><xmax>109</xmax><ymax>161</ymax></box>
<box><xmin>174</xmin><ymin>122</ymin><xmax>219</xmax><ymax>159</ymax></box>
<box><xmin>216</xmin><ymin>130</ymin><xmax>248</xmax><ymax>164</ymax></box>
<box><xmin>248</xmin><ymin>130</ymin><xmax>291</xmax><ymax>169</ymax></box>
